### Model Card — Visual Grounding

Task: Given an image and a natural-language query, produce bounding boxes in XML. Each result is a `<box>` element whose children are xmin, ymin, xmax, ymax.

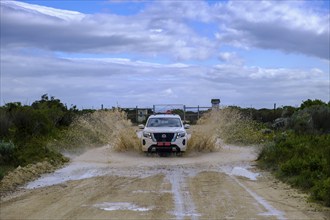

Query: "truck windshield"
<box><xmin>147</xmin><ymin>118</ymin><xmax>182</xmax><ymax>127</ymax></box>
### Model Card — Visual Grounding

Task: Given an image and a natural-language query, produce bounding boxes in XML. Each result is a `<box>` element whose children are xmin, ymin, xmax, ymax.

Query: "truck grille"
<box><xmin>153</xmin><ymin>133</ymin><xmax>175</xmax><ymax>142</ymax></box>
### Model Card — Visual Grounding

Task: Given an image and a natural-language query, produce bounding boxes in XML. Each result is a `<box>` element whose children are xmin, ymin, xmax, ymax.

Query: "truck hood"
<box><xmin>143</xmin><ymin>127</ymin><xmax>185</xmax><ymax>133</ymax></box>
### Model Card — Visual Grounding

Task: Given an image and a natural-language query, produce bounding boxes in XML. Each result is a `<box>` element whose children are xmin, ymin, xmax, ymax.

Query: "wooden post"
<box><xmin>197</xmin><ymin>105</ymin><xmax>200</xmax><ymax>119</ymax></box>
<box><xmin>183</xmin><ymin>105</ymin><xmax>186</xmax><ymax>122</ymax></box>
<box><xmin>136</xmin><ymin>106</ymin><xmax>138</xmax><ymax>123</ymax></box>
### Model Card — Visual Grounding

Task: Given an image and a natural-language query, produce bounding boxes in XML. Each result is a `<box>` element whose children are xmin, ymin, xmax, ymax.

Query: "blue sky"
<box><xmin>1</xmin><ymin>0</ymin><xmax>329</xmax><ymax>109</ymax></box>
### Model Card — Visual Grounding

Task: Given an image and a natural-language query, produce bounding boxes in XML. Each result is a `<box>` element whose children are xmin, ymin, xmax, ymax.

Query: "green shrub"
<box><xmin>14</xmin><ymin>137</ymin><xmax>66</xmax><ymax>167</ymax></box>
<box><xmin>289</xmin><ymin>105</ymin><xmax>330</xmax><ymax>134</ymax></box>
<box><xmin>300</xmin><ymin>99</ymin><xmax>327</xmax><ymax>109</ymax></box>
<box><xmin>258</xmin><ymin>132</ymin><xmax>330</xmax><ymax>206</ymax></box>
<box><xmin>0</xmin><ymin>95</ymin><xmax>74</xmax><ymax>170</ymax></box>
<box><xmin>1</xmin><ymin>105</ymin><xmax>54</xmax><ymax>139</ymax></box>
<box><xmin>312</xmin><ymin>177</ymin><xmax>330</xmax><ymax>207</ymax></box>
<box><xmin>0</xmin><ymin>165</ymin><xmax>15</xmax><ymax>180</ymax></box>
<box><xmin>0</xmin><ymin>109</ymin><xmax>12</xmax><ymax>138</ymax></box>
<box><xmin>0</xmin><ymin>141</ymin><xmax>16</xmax><ymax>165</ymax></box>
<box><xmin>279</xmin><ymin>156</ymin><xmax>305</xmax><ymax>176</ymax></box>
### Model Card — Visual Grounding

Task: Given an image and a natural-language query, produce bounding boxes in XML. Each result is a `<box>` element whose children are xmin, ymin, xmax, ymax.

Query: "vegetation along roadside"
<box><xmin>0</xmin><ymin>95</ymin><xmax>329</xmax><ymax>207</ymax></box>
<box><xmin>257</xmin><ymin>100</ymin><xmax>330</xmax><ymax>206</ymax></box>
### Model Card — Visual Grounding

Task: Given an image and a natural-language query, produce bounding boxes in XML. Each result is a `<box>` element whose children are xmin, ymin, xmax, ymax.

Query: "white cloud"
<box><xmin>0</xmin><ymin>0</ymin><xmax>214</xmax><ymax>60</ymax></box>
<box><xmin>214</xmin><ymin>1</ymin><xmax>330</xmax><ymax>60</ymax></box>
<box><xmin>1</xmin><ymin>0</ymin><xmax>328</xmax><ymax>60</ymax></box>
<box><xmin>143</xmin><ymin>0</ymin><xmax>213</xmax><ymax>22</ymax></box>
<box><xmin>218</xmin><ymin>52</ymin><xmax>244</xmax><ymax>66</ymax></box>
<box><xmin>1</xmin><ymin>0</ymin><xmax>85</xmax><ymax>21</ymax></box>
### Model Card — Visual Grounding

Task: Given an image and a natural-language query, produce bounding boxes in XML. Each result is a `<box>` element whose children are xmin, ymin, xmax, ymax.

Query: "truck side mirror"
<box><xmin>138</xmin><ymin>124</ymin><xmax>145</xmax><ymax>129</ymax></box>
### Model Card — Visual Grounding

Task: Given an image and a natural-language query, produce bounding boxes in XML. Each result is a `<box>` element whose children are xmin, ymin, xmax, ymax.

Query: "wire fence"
<box><xmin>120</xmin><ymin>105</ymin><xmax>213</xmax><ymax>125</ymax></box>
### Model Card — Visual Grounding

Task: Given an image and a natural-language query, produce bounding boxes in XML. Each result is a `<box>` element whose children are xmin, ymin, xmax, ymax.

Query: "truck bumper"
<box><xmin>141</xmin><ymin>137</ymin><xmax>187</xmax><ymax>152</ymax></box>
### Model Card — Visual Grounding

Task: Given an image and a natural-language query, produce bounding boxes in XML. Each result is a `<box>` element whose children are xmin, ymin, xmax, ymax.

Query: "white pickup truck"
<box><xmin>139</xmin><ymin>114</ymin><xmax>189</xmax><ymax>156</ymax></box>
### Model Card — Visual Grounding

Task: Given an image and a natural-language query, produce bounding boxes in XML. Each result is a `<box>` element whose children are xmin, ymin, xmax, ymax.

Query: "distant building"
<box><xmin>211</xmin><ymin>99</ymin><xmax>220</xmax><ymax>110</ymax></box>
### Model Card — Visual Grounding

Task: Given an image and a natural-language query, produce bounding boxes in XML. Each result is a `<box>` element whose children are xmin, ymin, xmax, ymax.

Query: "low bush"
<box><xmin>0</xmin><ymin>95</ymin><xmax>74</xmax><ymax>180</ymax></box>
<box><xmin>0</xmin><ymin>141</ymin><xmax>16</xmax><ymax>165</ymax></box>
<box><xmin>14</xmin><ymin>137</ymin><xmax>67</xmax><ymax>167</ymax></box>
<box><xmin>258</xmin><ymin>132</ymin><xmax>330</xmax><ymax>206</ymax></box>
<box><xmin>312</xmin><ymin>177</ymin><xmax>330</xmax><ymax>207</ymax></box>
<box><xmin>289</xmin><ymin>105</ymin><xmax>330</xmax><ymax>134</ymax></box>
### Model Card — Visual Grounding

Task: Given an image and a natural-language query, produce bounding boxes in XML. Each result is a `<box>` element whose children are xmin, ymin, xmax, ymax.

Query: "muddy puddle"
<box><xmin>26</xmin><ymin>144</ymin><xmax>260</xmax><ymax>189</ymax></box>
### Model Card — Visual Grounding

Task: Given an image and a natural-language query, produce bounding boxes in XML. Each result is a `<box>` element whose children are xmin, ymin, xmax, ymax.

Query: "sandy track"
<box><xmin>1</xmin><ymin>144</ymin><xmax>329</xmax><ymax>220</ymax></box>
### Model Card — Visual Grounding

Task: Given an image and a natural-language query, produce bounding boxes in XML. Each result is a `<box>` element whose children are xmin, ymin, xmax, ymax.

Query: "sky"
<box><xmin>1</xmin><ymin>0</ymin><xmax>329</xmax><ymax>109</ymax></box>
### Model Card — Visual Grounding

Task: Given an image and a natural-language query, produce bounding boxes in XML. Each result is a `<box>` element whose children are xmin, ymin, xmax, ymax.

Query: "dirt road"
<box><xmin>1</xmin><ymin>143</ymin><xmax>329</xmax><ymax>219</ymax></box>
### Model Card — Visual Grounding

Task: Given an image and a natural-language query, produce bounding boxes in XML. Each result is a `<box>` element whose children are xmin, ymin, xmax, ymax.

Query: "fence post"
<box><xmin>183</xmin><ymin>105</ymin><xmax>186</xmax><ymax>122</ymax></box>
<box><xmin>197</xmin><ymin>105</ymin><xmax>200</xmax><ymax>119</ymax></box>
<box><xmin>136</xmin><ymin>106</ymin><xmax>138</xmax><ymax>123</ymax></box>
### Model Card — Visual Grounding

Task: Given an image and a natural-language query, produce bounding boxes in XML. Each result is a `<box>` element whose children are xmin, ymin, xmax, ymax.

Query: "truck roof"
<box><xmin>148</xmin><ymin>114</ymin><xmax>181</xmax><ymax>118</ymax></box>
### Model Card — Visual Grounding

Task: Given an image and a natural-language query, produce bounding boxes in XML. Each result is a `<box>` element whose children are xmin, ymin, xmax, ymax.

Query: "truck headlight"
<box><xmin>177</xmin><ymin>132</ymin><xmax>186</xmax><ymax>138</ymax></box>
<box><xmin>143</xmin><ymin>132</ymin><xmax>152</xmax><ymax>139</ymax></box>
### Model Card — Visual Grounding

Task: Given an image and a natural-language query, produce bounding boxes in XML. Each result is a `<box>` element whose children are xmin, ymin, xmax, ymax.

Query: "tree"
<box><xmin>300</xmin><ymin>99</ymin><xmax>326</xmax><ymax>109</ymax></box>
